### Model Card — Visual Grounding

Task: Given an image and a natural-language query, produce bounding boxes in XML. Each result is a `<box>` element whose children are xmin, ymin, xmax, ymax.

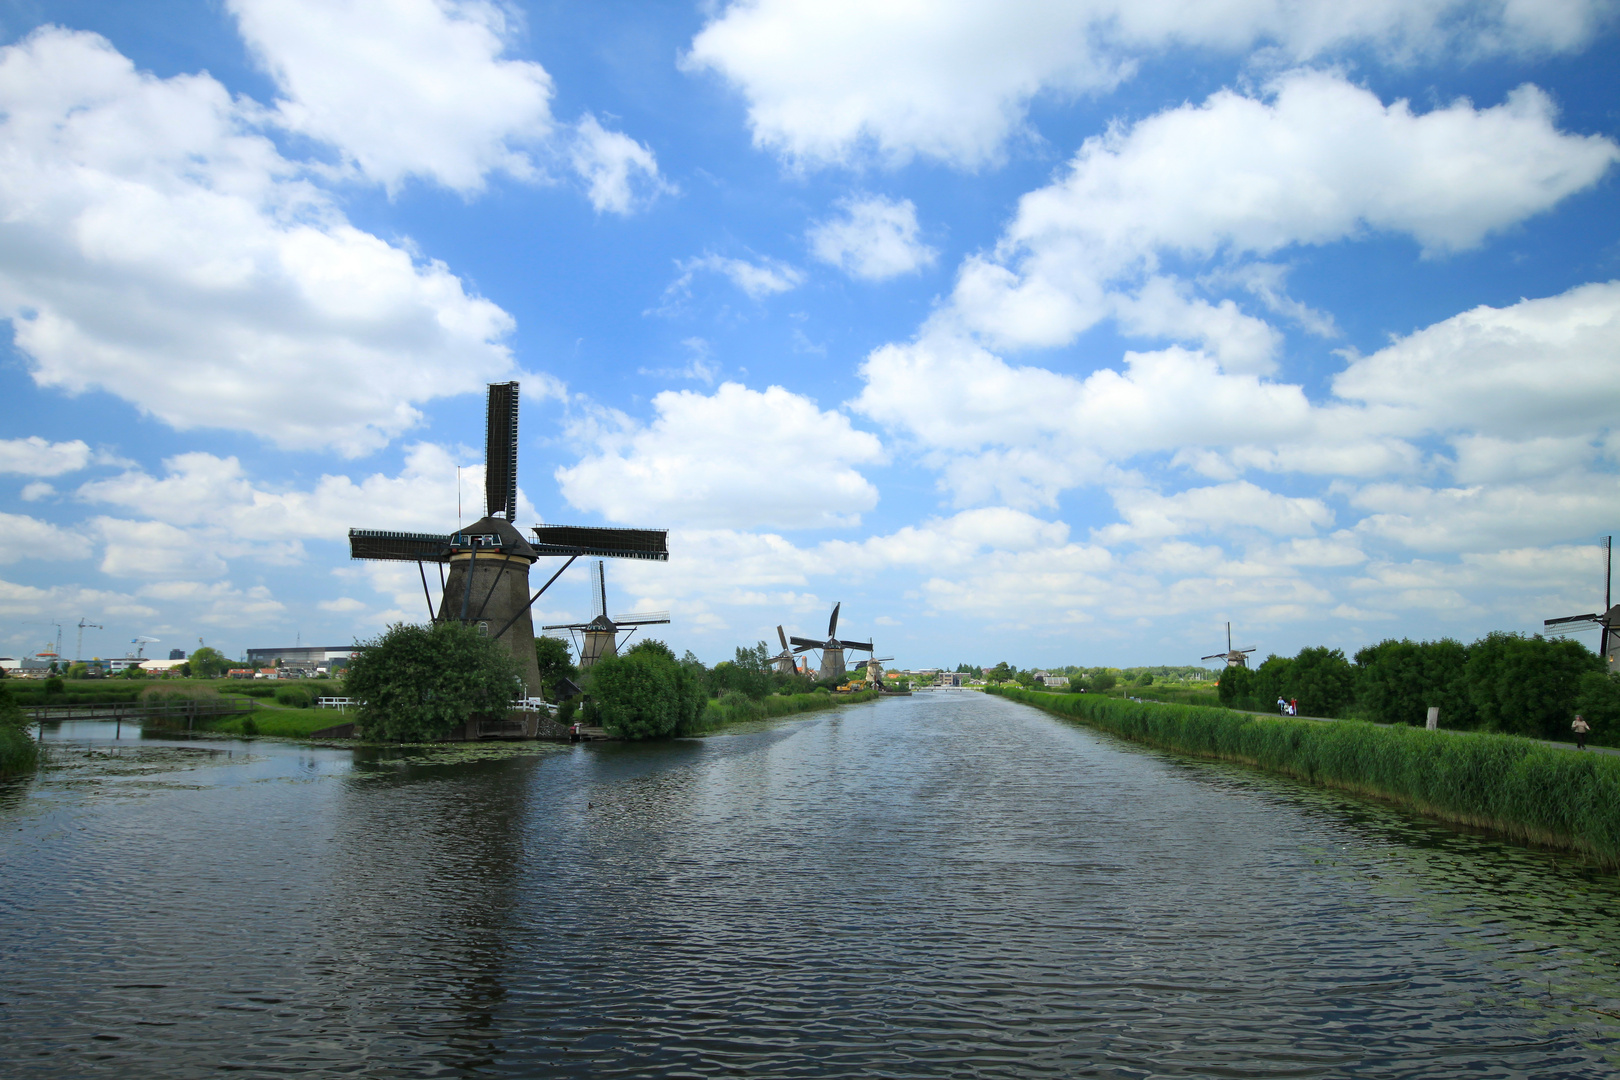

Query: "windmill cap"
<box><xmin>452</xmin><ymin>516</ymin><xmax>537</xmax><ymax>560</ymax></box>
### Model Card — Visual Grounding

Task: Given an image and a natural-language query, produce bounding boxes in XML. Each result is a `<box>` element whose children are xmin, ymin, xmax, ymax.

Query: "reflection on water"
<box><xmin>3</xmin><ymin>694</ymin><xmax>1619</xmax><ymax>1077</ymax></box>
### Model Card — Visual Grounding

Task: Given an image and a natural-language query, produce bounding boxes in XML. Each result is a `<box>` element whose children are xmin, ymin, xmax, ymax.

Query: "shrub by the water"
<box><xmin>344</xmin><ymin>621</ymin><xmax>522</xmax><ymax>741</ymax></box>
<box><xmin>586</xmin><ymin>640</ymin><xmax>706</xmax><ymax>740</ymax></box>
<box><xmin>0</xmin><ymin>683</ymin><xmax>39</xmax><ymax>776</ymax></box>
<box><xmin>240</xmin><ymin>716</ymin><xmax>259</xmax><ymax>736</ymax></box>
<box><xmin>990</xmin><ymin>685</ymin><xmax>1620</xmax><ymax>866</ymax></box>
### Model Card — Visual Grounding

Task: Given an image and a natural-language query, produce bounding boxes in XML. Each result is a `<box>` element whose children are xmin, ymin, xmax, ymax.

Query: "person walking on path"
<box><xmin>1573</xmin><ymin>714</ymin><xmax>1591</xmax><ymax>750</ymax></box>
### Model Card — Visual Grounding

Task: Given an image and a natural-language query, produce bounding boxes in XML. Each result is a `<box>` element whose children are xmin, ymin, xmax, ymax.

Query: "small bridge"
<box><xmin>26</xmin><ymin>699</ymin><xmax>257</xmax><ymax>730</ymax></box>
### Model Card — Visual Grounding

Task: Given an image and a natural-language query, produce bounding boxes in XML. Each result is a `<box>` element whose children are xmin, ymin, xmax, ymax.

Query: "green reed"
<box><xmin>990</xmin><ymin>686</ymin><xmax>1620</xmax><ymax>866</ymax></box>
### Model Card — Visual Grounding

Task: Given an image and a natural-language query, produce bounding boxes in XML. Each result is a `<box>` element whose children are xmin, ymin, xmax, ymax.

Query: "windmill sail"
<box><xmin>531</xmin><ymin>525</ymin><xmax>669</xmax><ymax>561</ymax></box>
<box><xmin>485</xmin><ymin>381</ymin><xmax>520</xmax><ymax>521</ymax></box>
<box><xmin>349</xmin><ymin>529</ymin><xmax>451</xmax><ymax>563</ymax></box>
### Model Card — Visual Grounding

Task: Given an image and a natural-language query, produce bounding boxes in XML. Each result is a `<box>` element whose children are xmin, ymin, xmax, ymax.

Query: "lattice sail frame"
<box><xmin>485</xmin><ymin>381</ymin><xmax>520</xmax><ymax>522</ymax></box>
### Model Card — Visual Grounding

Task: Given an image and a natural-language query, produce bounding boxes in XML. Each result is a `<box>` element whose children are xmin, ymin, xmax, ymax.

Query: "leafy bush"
<box><xmin>1091</xmin><ymin>673</ymin><xmax>1117</xmax><ymax>692</ymax></box>
<box><xmin>274</xmin><ymin>686</ymin><xmax>315</xmax><ymax>709</ymax></box>
<box><xmin>344</xmin><ymin>621</ymin><xmax>522</xmax><ymax>741</ymax></box>
<box><xmin>1466</xmin><ymin>632</ymin><xmax>1600</xmax><ymax>739</ymax></box>
<box><xmin>1354</xmin><ymin>638</ymin><xmax>1472</xmax><ymax>726</ymax></box>
<box><xmin>0</xmin><ymin>683</ymin><xmax>39</xmax><ymax>775</ymax></box>
<box><xmin>1576</xmin><ymin>671</ymin><xmax>1620</xmax><ymax>734</ymax></box>
<box><xmin>240</xmin><ymin>716</ymin><xmax>259</xmax><ymax>736</ymax></box>
<box><xmin>587</xmin><ymin>640</ymin><xmax>706</xmax><ymax>740</ymax></box>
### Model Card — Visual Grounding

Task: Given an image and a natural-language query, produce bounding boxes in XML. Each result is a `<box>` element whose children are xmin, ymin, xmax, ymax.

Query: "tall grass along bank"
<box><xmin>692</xmin><ymin>689</ymin><xmax>879</xmax><ymax>734</ymax></box>
<box><xmin>990</xmin><ymin>686</ymin><xmax>1620</xmax><ymax>867</ymax></box>
<box><xmin>0</xmin><ymin>685</ymin><xmax>39</xmax><ymax>776</ymax></box>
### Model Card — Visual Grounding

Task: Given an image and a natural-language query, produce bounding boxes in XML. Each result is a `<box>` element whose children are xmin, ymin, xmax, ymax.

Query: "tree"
<box><xmin>1466</xmin><ymin>632</ymin><xmax>1602</xmax><ymax>739</ymax></box>
<box><xmin>534</xmin><ymin>636</ymin><xmax>579</xmax><ymax>701</ymax></box>
<box><xmin>1576</xmin><ymin>671</ymin><xmax>1620</xmax><ymax>735</ymax></box>
<box><xmin>189</xmin><ymin>646</ymin><xmax>229</xmax><ymax>679</ymax></box>
<box><xmin>988</xmin><ymin>661</ymin><xmax>1016</xmax><ymax>683</ymax></box>
<box><xmin>1251</xmin><ymin>655</ymin><xmax>1294</xmax><ymax>707</ymax></box>
<box><xmin>1091</xmin><ymin>672</ymin><xmax>1117</xmax><ymax>693</ymax></box>
<box><xmin>1287</xmin><ymin>647</ymin><xmax>1354</xmax><ymax>717</ymax></box>
<box><xmin>344</xmin><ymin>621</ymin><xmax>522</xmax><ymax>741</ymax></box>
<box><xmin>1217</xmin><ymin>664</ymin><xmax>1253</xmax><ymax>705</ymax></box>
<box><xmin>587</xmin><ymin>639</ymin><xmax>706</xmax><ymax>740</ymax></box>
<box><xmin>1354</xmin><ymin>638</ymin><xmax>1472</xmax><ymax>726</ymax></box>
<box><xmin>1134</xmin><ymin>672</ymin><xmax>1154</xmax><ymax>686</ymax></box>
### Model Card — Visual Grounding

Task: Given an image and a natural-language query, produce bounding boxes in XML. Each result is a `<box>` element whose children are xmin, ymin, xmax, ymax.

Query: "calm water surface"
<box><xmin>4</xmin><ymin>692</ymin><xmax>1620</xmax><ymax>1077</ymax></box>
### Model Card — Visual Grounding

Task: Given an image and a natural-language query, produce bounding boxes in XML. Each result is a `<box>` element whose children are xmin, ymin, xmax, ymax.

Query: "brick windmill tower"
<box><xmin>348</xmin><ymin>382</ymin><xmax>668</xmax><ymax>707</ymax></box>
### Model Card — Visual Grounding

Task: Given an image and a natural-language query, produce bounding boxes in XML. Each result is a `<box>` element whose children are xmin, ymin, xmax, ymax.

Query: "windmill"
<box><xmin>789</xmin><ymin>602</ymin><xmax>874</xmax><ymax>682</ymax></box>
<box><xmin>766</xmin><ymin>626</ymin><xmax>799</xmax><ymax>675</ymax></box>
<box><xmin>348</xmin><ymin>382</ymin><xmax>669</xmax><ymax>701</ymax></box>
<box><xmin>541</xmin><ymin>560</ymin><xmax>670</xmax><ymax>671</ymax></box>
<box><xmin>857</xmin><ymin>653</ymin><xmax>894</xmax><ymax>684</ymax></box>
<box><xmin>1544</xmin><ymin>535</ymin><xmax>1619</xmax><ymax>667</ymax></box>
<box><xmin>1201</xmin><ymin>622</ymin><xmax>1256</xmax><ymax>668</ymax></box>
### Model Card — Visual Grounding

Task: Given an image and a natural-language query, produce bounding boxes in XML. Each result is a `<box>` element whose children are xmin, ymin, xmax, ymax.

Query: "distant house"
<box><xmin>1034</xmin><ymin>673</ymin><xmax>1069</xmax><ymax>689</ymax></box>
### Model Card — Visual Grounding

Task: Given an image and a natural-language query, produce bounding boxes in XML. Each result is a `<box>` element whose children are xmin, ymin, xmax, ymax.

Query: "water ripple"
<box><xmin>3</xmin><ymin>693</ymin><xmax>1619</xmax><ymax>1076</ymax></box>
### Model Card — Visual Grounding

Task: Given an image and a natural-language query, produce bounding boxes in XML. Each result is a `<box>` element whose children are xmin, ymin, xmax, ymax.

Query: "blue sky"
<box><xmin>2</xmin><ymin>0</ymin><xmax>1618</xmax><ymax>671</ymax></box>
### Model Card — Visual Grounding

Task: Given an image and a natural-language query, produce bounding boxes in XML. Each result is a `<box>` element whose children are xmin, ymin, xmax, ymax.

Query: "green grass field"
<box><xmin>990</xmin><ymin>685</ymin><xmax>1620</xmax><ymax>867</ymax></box>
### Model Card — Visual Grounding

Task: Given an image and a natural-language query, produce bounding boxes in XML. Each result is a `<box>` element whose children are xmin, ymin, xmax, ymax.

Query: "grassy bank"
<box><xmin>201</xmin><ymin>709</ymin><xmax>346</xmax><ymax>738</ymax></box>
<box><xmin>989</xmin><ymin>686</ymin><xmax>1620</xmax><ymax>867</ymax></box>
<box><xmin>691</xmin><ymin>688</ymin><xmax>881</xmax><ymax>734</ymax></box>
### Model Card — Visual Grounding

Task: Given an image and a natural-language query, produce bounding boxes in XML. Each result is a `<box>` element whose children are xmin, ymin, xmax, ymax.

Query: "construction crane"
<box><xmin>132</xmin><ymin>636</ymin><xmax>158</xmax><ymax>659</ymax></box>
<box><xmin>76</xmin><ymin>617</ymin><xmax>102</xmax><ymax>663</ymax></box>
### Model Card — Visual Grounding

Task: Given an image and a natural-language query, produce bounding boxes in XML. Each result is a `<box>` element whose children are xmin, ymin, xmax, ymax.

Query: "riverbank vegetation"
<box><xmin>0</xmin><ymin>682</ymin><xmax>40</xmax><ymax>776</ymax></box>
<box><xmin>344</xmin><ymin>621</ymin><xmax>520</xmax><ymax>741</ymax></box>
<box><xmin>576</xmin><ymin>638</ymin><xmax>885</xmax><ymax>740</ymax></box>
<box><xmin>1216</xmin><ymin>632</ymin><xmax>1620</xmax><ymax>745</ymax></box>
<box><xmin>989</xmin><ymin>685</ymin><xmax>1620</xmax><ymax>867</ymax></box>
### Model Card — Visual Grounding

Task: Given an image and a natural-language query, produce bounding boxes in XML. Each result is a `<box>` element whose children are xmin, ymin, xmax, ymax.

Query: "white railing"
<box><xmin>316</xmin><ymin>697</ymin><xmax>354</xmax><ymax>710</ymax></box>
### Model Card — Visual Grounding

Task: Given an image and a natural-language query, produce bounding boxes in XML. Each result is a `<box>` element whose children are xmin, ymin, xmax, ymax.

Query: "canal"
<box><xmin>3</xmin><ymin>690</ymin><xmax>1620</xmax><ymax>1077</ymax></box>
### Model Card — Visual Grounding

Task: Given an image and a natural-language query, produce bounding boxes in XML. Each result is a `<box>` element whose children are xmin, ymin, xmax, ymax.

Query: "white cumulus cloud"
<box><xmin>0</xmin><ymin>437</ymin><xmax>92</xmax><ymax>477</ymax></box>
<box><xmin>684</xmin><ymin>0</ymin><xmax>1613</xmax><ymax>170</ymax></box>
<box><xmin>0</xmin><ymin>28</ymin><xmax>518</xmax><ymax>455</ymax></box>
<box><xmin>556</xmin><ymin>383</ymin><xmax>885</xmax><ymax>529</ymax></box>
<box><xmin>808</xmin><ymin>195</ymin><xmax>937</xmax><ymax>281</ymax></box>
<box><xmin>947</xmin><ymin>71</ymin><xmax>1618</xmax><ymax>353</ymax></box>
<box><xmin>229</xmin><ymin>0</ymin><xmax>555</xmax><ymax>193</ymax></box>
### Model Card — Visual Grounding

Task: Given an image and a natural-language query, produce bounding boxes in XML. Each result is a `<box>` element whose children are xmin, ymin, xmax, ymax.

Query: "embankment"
<box><xmin>989</xmin><ymin>686</ymin><xmax>1620</xmax><ymax>866</ymax></box>
<box><xmin>690</xmin><ymin>688</ymin><xmax>880</xmax><ymax>734</ymax></box>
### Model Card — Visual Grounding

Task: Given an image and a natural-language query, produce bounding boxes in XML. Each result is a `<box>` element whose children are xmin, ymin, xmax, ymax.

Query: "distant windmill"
<box><xmin>1201</xmin><ymin>622</ymin><xmax>1256</xmax><ymax>668</ymax></box>
<box><xmin>790</xmin><ymin>602</ymin><xmax>874</xmax><ymax>681</ymax></box>
<box><xmin>766</xmin><ymin>626</ymin><xmax>799</xmax><ymax>675</ymax></box>
<box><xmin>859</xmin><ymin>654</ymin><xmax>894</xmax><ymax>683</ymax></box>
<box><xmin>1545</xmin><ymin>535</ymin><xmax>1619</xmax><ymax>667</ymax></box>
<box><xmin>542</xmin><ymin>560</ymin><xmax>670</xmax><ymax>671</ymax></box>
<box><xmin>349</xmin><ymin>381</ymin><xmax>669</xmax><ymax>698</ymax></box>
